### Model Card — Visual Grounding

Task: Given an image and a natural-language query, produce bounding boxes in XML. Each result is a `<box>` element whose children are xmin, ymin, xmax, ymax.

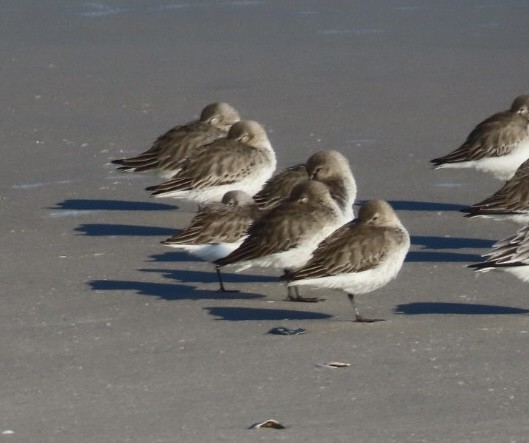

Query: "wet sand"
<box><xmin>2</xmin><ymin>1</ymin><xmax>529</xmax><ymax>441</ymax></box>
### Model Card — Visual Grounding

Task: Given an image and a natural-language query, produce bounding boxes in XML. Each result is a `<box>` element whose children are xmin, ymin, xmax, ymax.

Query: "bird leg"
<box><xmin>347</xmin><ymin>293</ymin><xmax>384</xmax><ymax>323</ymax></box>
<box><xmin>216</xmin><ymin>265</ymin><xmax>239</xmax><ymax>293</ymax></box>
<box><xmin>286</xmin><ymin>285</ymin><xmax>323</xmax><ymax>303</ymax></box>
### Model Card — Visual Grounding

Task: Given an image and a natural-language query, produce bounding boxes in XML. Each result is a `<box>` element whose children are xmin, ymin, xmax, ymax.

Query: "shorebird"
<box><xmin>306</xmin><ymin>150</ymin><xmax>357</xmax><ymax>220</ymax></box>
<box><xmin>112</xmin><ymin>102</ymin><xmax>240</xmax><ymax>178</ymax></box>
<box><xmin>253</xmin><ymin>164</ymin><xmax>309</xmax><ymax>210</ymax></box>
<box><xmin>285</xmin><ymin>200</ymin><xmax>410</xmax><ymax>322</ymax></box>
<box><xmin>461</xmin><ymin>158</ymin><xmax>529</xmax><ymax>224</ymax></box>
<box><xmin>147</xmin><ymin>120</ymin><xmax>277</xmax><ymax>204</ymax></box>
<box><xmin>469</xmin><ymin>223</ymin><xmax>529</xmax><ymax>282</ymax></box>
<box><xmin>162</xmin><ymin>190</ymin><xmax>262</xmax><ymax>292</ymax></box>
<box><xmin>215</xmin><ymin>180</ymin><xmax>345</xmax><ymax>302</ymax></box>
<box><xmin>431</xmin><ymin>95</ymin><xmax>529</xmax><ymax>180</ymax></box>
<box><xmin>253</xmin><ymin>150</ymin><xmax>356</xmax><ymax>219</ymax></box>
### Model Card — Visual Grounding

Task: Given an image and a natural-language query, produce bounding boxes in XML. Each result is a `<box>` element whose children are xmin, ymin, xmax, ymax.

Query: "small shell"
<box><xmin>317</xmin><ymin>361</ymin><xmax>351</xmax><ymax>369</ymax></box>
<box><xmin>249</xmin><ymin>419</ymin><xmax>286</xmax><ymax>430</ymax></box>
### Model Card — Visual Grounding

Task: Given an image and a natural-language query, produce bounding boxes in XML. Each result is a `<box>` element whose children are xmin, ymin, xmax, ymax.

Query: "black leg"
<box><xmin>347</xmin><ymin>293</ymin><xmax>384</xmax><ymax>323</ymax></box>
<box><xmin>216</xmin><ymin>266</ymin><xmax>227</xmax><ymax>292</ymax></box>
<box><xmin>215</xmin><ymin>266</ymin><xmax>239</xmax><ymax>293</ymax></box>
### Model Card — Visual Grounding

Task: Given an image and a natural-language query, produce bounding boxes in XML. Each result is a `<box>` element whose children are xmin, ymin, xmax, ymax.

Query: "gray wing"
<box><xmin>216</xmin><ymin>202</ymin><xmax>332</xmax><ymax>266</ymax></box>
<box><xmin>163</xmin><ymin>205</ymin><xmax>260</xmax><ymax>244</ymax></box>
<box><xmin>112</xmin><ymin>121</ymin><xmax>225</xmax><ymax>173</ymax></box>
<box><xmin>288</xmin><ymin>223</ymin><xmax>405</xmax><ymax>280</ymax></box>
<box><xmin>148</xmin><ymin>140</ymin><xmax>266</xmax><ymax>194</ymax></box>
<box><xmin>464</xmin><ymin>159</ymin><xmax>529</xmax><ymax>216</ymax></box>
<box><xmin>156</xmin><ymin>123</ymin><xmax>227</xmax><ymax>173</ymax></box>
<box><xmin>112</xmin><ymin>120</ymin><xmax>196</xmax><ymax>170</ymax></box>
<box><xmin>431</xmin><ymin>112</ymin><xmax>529</xmax><ymax>165</ymax></box>
<box><xmin>253</xmin><ymin>164</ymin><xmax>308</xmax><ymax>209</ymax></box>
<box><xmin>482</xmin><ymin>225</ymin><xmax>529</xmax><ymax>265</ymax></box>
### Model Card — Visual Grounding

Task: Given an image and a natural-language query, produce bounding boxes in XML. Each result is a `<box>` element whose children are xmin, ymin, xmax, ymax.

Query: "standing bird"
<box><xmin>431</xmin><ymin>95</ymin><xmax>529</xmax><ymax>180</ymax></box>
<box><xmin>112</xmin><ymin>102</ymin><xmax>240</xmax><ymax>178</ymax></box>
<box><xmin>161</xmin><ymin>191</ymin><xmax>262</xmax><ymax>292</ymax></box>
<box><xmin>147</xmin><ymin>120</ymin><xmax>277</xmax><ymax>204</ymax></box>
<box><xmin>215</xmin><ymin>180</ymin><xmax>345</xmax><ymax>302</ymax></box>
<box><xmin>461</xmin><ymin>158</ymin><xmax>529</xmax><ymax>224</ymax></box>
<box><xmin>469</xmin><ymin>224</ymin><xmax>529</xmax><ymax>282</ymax></box>
<box><xmin>285</xmin><ymin>200</ymin><xmax>410</xmax><ymax>322</ymax></box>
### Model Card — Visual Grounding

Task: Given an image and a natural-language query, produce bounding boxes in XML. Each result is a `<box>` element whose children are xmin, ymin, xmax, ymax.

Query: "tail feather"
<box><xmin>467</xmin><ymin>261</ymin><xmax>493</xmax><ymax>271</ymax></box>
<box><xmin>461</xmin><ymin>207</ymin><xmax>525</xmax><ymax>218</ymax></box>
<box><xmin>112</xmin><ymin>154</ymin><xmax>159</xmax><ymax>172</ymax></box>
<box><xmin>468</xmin><ymin>260</ymin><xmax>526</xmax><ymax>271</ymax></box>
<box><xmin>430</xmin><ymin>148</ymin><xmax>470</xmax><ymax>167</ymax></box>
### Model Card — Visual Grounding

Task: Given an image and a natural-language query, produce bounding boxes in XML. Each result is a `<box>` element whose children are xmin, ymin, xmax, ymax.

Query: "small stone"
<box><xmin>267</xmin><ymin>327</ymin><xmax>306</xmax><ymax>335</ymax></box>
<box><xmin>249</xmin><ymin>419</ymin><xmax>286</xmax><ymax>430</ymax></box>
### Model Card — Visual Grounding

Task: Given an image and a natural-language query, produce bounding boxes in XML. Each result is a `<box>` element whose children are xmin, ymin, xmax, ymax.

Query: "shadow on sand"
<box><xmin>51</xmin><ymin>199</ymin><xmax>177</xmax><ymax>211</ymax></box>
<box><xmin>89</xmin><ymin>280</ymin><xmax>264</xmax><ymax>301</ymax></box>
<box><xmin>394</xmin><ymin>302</ymin><xmax>529</xmax><ymax>315</ymax></box>
<box><xmin>148</xmin><ymin>251</ymin><xmax>203</xmax><ymax>263</ymax></box>
<box><xmin>75</xmin><ymin>224</ymin><xmax>177</xmax><ymax>237</ymax></box>
<box><xmin>411</xmin><ymin>236</ymin><xmax>494</xmax><ymax>250</ymax></box>
<box><xmin>406</xmin><ymin>251</ymin><xmax>482</xmax><ymax>263</ymax></box>
<box><xmin>205</xmin><ymin>306</ymin><xmax>332</xmax><ymax>321</ymax></box>
<box><xmin>140</xmin><ymin>268</ymin><xmax>279</xmax><ymax>285</ymax></box>
<box><xmin>356</xmin><ymin>200</ymin><xmax>466</xmax><ymax>212</ymax></box>
<box><xmin>406</xmin><ymin>235</ymin><xmax>493</xmax><ymax>263</ymax></box>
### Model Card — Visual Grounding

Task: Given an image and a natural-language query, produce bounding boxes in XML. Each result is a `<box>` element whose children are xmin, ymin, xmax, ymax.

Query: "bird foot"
<box><xmin>354</xmin><ymin>315</ymin><xmax>385</xmax><ymax>323</ymax></box>
<box><xmin>286</xmin><ymin>295</ymin><xmax>326</xmax><ymax>303</ymax></box>
<box><xmin>217</xmin><ymin>287</ymin><xmax>240</xmax><ymax>293</ymax></box>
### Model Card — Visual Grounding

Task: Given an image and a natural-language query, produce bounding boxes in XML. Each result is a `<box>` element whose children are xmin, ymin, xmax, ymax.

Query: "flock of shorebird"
<box><xmin>111</xmin><ymin>95</ymin><xmax>529</xmax><ymax>322</ymax></box>
<box><xmin>431</xmin><ymin>95</ymin><xmax>529</xmax><ymax>282</ymax></box>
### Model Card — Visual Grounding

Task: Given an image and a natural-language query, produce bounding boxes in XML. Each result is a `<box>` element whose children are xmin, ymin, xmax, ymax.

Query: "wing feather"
<box><xmin>253</xmin><ymin>164</ymin><xmax>308</xmax><ymax>209</ymax></box>
<box><xmin>464</xmin><ymin>160</ymin><xmax>529</xmax><ymax>216</ymax></box>
<box><xmin>215</xmin><ymin>202</ymin><xmax>334</xmax><ymax>265</ymax></box>
<box><xmin>471</xmin><ymin>225</ymin><xmax>529</xmax><ymax>269</ymax></box>
<box><xmin>112</xmin><ymin>121</ymin><xmax>225</xmax><ymax>172</ymax></box>
<box><xmin>149</xmin><ymin>140</ymin><xmax>266</xmax><ymax>194</ymax></box>
<box><xmin>431</xmin><ymin>112</ymin><xmax>529</xmax><ymax>165</ymax></box>
<box><xmin>288</xmin><ymin>223</ymin><xmax>405</xmax><ymax>280</ymax></box>
<box><xmin>163</xmin><ymin>205</ymin><xmax>259</xmax><ymax>244</ymax></box>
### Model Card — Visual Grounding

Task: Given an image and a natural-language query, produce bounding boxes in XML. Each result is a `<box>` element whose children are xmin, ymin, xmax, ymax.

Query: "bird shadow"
<box><xmin>411</xmin><ymin>235</ymin><xmax>494</xmax><ymax>250</ymax></box>
<box><xmin>357</xmin><ymin>200</ymin><xmax>466</xmax><ymax>212</ymax></box>
<box><xmin>140</xmin><ymin>268</ymin><xmax>279</xmax><ymax>284</ymax></box>
<box><xmin>89</xmin><ymin>279</ymin><xmax>264</xmax><ymax>301</ymax></box>
<box><xmin>406</xmin><ymin>251</ymin><xmax>482</xmax><ymax>263</ymax></box>
<box><xmin>394</xmin><ymin>302</ymin><xmax>529</xmax><ymax>315</ymax></box>
<box><xmin>148</xmin><ymin>251</ymin><xmax>204</xmax><ymax>263</ymax></box>
<box><xmin>405</xmin><ymin>235</ymin><xmax>493</xmax><ymax>263</ymax></box>
<box><xmin>75</xmin><ymin>224</ymin><xmax>177</xmax><ymax>237</ymax></box>
<box><xmin>50</xmin><ymin>199</ymin><xmax>178</xmax><ymax>211</ymax></box>
<box><xmin>205</xmin><ymin>306</ymin><xmax>332</xmax><ymax>321</ymax></box>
